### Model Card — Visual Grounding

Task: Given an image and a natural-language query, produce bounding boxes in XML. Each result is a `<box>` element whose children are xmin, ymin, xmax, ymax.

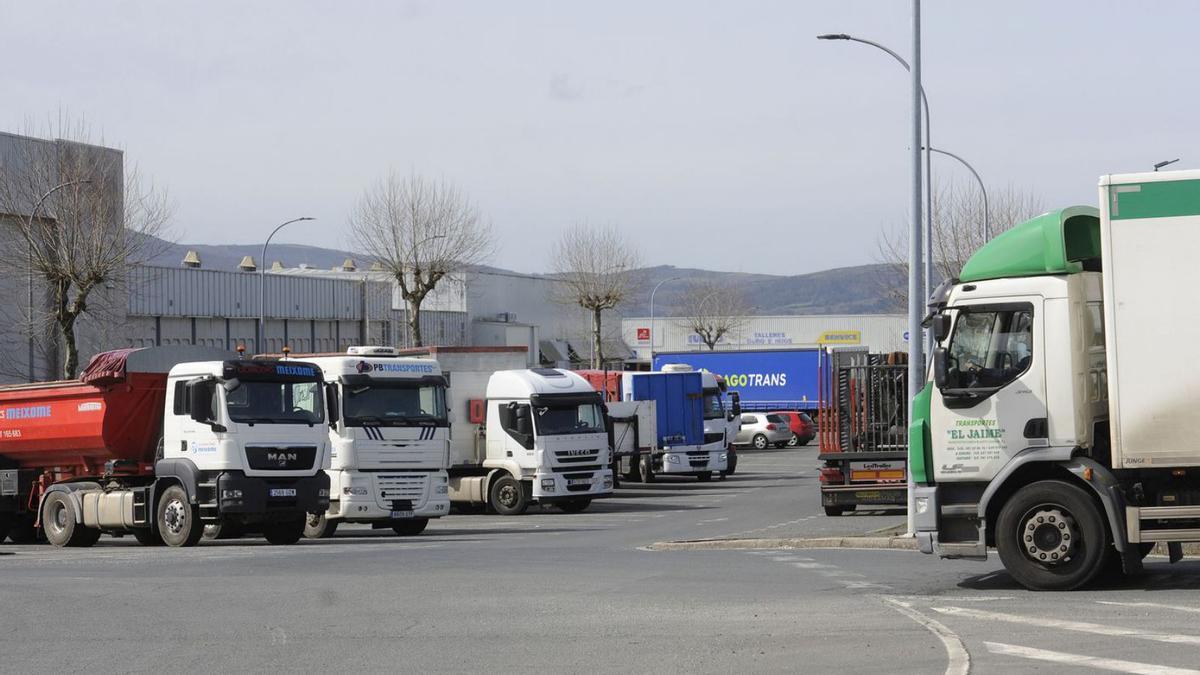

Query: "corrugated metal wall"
<box><xmin>127</xmin><ymin>266</ymin><xmax>367</xmax><ymax>320</ymax></box>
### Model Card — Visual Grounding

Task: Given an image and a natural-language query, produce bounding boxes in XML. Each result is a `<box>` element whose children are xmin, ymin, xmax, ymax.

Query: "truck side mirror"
<box><xmin>933</xmin><ymin>347</ymin><xmax>953</xmax><ymax>389</ymax></box>
<box><xmin>515</xmin><ymin>407</ymin><xmax>533</xmax><ymax>437</ymax></box>
<box><xmin>729</xmin><ymin>392</ymin><xmax>742</xmax><ymax>418</ymax></box>
<box><xmin>325</xmin><ymin>383</ymin><xmax>339</xmax><ymax>429</ymax></box>
<box><xmin>932</xmin><ymin>313</ymin><xmax>952</xmax><ymax>343</ymax></box>
<box><xmin>187</xmin><ymin>381</ymin><xmax>214</xmax><ymax>425</ymax></box>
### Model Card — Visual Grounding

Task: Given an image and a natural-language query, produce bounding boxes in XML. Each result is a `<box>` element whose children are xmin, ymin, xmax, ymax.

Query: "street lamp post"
<box><xmin>817</xmin><ymin>31</ymin><xmax>934</xmax><ymax>357</ymax></box>
<box><xmin>927</xmin><ymin>146</ymin><xmax>990</xmax><ymax>240</ymax></box>
<box><xmin>647</xmin><ymin>276</ymin><xmax>681</xmax><ymax>366</ymax></box>
<box><xmin>259</xmin><ymin>217</ymin><xmax>315</xmax><ymax>351</ymax></box>
<box><xmin>25</xmin><ymin>179</ymin><xmax>91</xmax><ymax>382</ymax></box>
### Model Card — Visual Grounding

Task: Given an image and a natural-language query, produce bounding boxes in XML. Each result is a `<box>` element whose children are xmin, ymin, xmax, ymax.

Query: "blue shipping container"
<box><xmin>652</xmin><ymin>349</ymin><xmax>820</xmax><ymax>411</ymax></box>
<box><xmin>627</xmin><ymin>371</ymin><xmax>704</xmax><ymax>447</ymax></box>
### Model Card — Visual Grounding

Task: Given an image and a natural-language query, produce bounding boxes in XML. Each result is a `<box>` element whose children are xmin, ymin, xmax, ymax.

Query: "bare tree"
<box><xmin>675</xmin><ymin>279</ymin><xmax>752</xmax><ymax>350</ymax></box>
<box><xmin>0</xmin><ymin>119</ymin><xmax>172</xmax><ymax>379</ymax></box>
<box><xmin>878</xmin><ymin>181</ymin><xmax>1045</xmax><ymax>309</ymax></box>
<box><xmin>349</xmin><ymin>172</ymin><xmax>493</xmax><ymax>347</ymax></box>
<box><xmin>551</xmin><ymin>224</ymin><xmax>641</xmax><ymax>368</ymax></box>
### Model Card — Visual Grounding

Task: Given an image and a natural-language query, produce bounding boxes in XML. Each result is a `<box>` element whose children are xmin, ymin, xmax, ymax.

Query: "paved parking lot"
<box><xmin>4</xmin><ymin>447</ymin><xmax>1199</xmax><ymax>673</ymax></box>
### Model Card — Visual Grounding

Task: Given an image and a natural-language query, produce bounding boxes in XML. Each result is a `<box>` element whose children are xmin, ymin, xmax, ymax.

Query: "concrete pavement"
<box><xmin>3</xmin><ymin>446</ymin><xmax>1200</xmax><ymax>673</ymax></box>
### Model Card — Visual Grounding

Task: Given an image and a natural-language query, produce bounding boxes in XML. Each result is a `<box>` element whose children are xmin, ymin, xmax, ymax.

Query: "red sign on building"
<box><xmin>636</xmin><ymin>327</ymin><xmax>651</xmax><ymax>341</ymax></box>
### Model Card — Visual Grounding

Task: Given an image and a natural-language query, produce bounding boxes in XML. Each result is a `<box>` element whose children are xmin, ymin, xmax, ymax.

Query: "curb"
<box><xmin>649</xmin><ymin>536</ymin><xmax>919</xmax><ymax>552</ymax></box>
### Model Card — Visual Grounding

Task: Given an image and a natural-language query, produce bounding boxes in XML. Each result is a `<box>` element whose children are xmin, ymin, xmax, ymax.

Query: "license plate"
<box><xmin>269</xmin><ymin>488</ymin><xmax>297</xmax><ymax>497</ymax></box>
<box><xmin>567</xmin><ymin>478</ymin><xmax>591</xmax><ymax>487</ymax></box>
<box><xmin>390</xmin><ymin>510</ymin><xmax>414</xmax><ymax>519</ymax></box>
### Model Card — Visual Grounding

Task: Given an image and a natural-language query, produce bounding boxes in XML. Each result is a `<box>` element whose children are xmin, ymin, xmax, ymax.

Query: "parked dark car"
<box><xmin>770</xmin><ymin>411</ymin><xmax>815</xmax><ymax>447</ymax></box>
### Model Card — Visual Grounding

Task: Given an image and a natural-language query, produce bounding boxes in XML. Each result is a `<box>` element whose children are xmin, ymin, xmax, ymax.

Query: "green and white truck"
<box><xmin>913</xmin><ymin>169</ymin><xmax>1200</xmax><ymax>590</ymax></box>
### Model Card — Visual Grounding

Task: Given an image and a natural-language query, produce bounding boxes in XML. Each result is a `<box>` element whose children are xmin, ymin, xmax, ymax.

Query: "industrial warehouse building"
<box><xmin>620</xmin><ymin>314</ymin><xmax>908</xmax><ymax>361</ymax></box>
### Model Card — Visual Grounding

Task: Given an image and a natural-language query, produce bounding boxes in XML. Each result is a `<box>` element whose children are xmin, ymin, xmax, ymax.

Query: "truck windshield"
<box><xmin>226</xmin><ymin>380</ymin><xmax>324</xmax><ymax>425</ymax></box>
<box><xmin>533</xmin><ymin>402</ymin><xmax>605</xmax><ymax>435</ymax></box>
<box><xmin>702</xmin><ymin>389</ymin><xmax>725</xmax><ymax>420</ymax></box>
<box><xmin>343</xmin><ymin>382</ymin><xmax>447</xmax><ymax>426</ymax></box>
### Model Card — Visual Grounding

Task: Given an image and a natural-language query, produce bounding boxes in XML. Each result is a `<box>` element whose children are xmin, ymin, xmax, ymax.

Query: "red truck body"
<box><xmin>577</xmin><ymin>370</ymin><xmax>622</xmax><ymax>402</ymax></box>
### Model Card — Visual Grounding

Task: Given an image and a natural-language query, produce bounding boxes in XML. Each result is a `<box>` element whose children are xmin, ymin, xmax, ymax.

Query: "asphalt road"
<box><xmin>4</xmin><ymin>447</ymin><xmax>1200</xmax><ymax>673</ymax></box>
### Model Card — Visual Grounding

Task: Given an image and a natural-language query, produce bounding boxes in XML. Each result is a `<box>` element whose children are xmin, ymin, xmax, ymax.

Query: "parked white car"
<box><xmin>733</xmin><ymin>413</ymin><xmax>793</xmax><ymax>449</ymax></box>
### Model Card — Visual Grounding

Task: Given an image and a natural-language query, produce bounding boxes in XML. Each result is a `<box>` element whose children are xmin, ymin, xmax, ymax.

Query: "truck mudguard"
<box><xmin>153</xmin><ymin>458</ymin><xmax>202</xmax><ymax>504</ymax></box>
<box><xmin>1062</xmin><ymin>457</ymin><xmax>1130</xmax><ymax>554</ymax></box>
<box><xmin>40</xmin><ymin>481</ymin><xmax>103</xmax><ymax>525</ymax></box>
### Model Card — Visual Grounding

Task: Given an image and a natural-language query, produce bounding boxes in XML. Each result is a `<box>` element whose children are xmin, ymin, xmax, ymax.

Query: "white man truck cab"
<box><xmin>913</xmin><ymin>170</ymin><xmax>1200</xmax><ymax>590</ymax></box>
<box><xmin>448</xmin><ymin>367</ymin><xmax>614</xmax><ymax>515</ymax></box>
<box><xmin>294</xmin><ymin>347</ymin><xmax>451</xmax><ymax>538</ymax></box>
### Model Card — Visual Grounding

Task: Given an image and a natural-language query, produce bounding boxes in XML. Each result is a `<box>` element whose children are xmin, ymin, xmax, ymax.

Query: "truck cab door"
<box><xmin>930</xmin><ymin>300</ymin><xmax>1046</xmax><ymax>482</ymax></box>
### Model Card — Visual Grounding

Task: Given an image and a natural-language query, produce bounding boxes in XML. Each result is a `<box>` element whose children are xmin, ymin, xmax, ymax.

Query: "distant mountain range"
<box><xmin>146</xmin><ymin>241</ymin><xmax>905</xmax><ymax>316</ymax></box>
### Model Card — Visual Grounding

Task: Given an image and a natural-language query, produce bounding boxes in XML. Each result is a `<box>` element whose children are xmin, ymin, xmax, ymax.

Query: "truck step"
<box><xmin>935</xmin><ymin>541</ymin><xmax>986</xmax><ymax>560</ymax></box>
<box><xmin>1126</xmin><ymin>505</ymin><xmax>1200</xmax><ymax>543</ymax></box>
<box><xmin>941</xmin><ymin>504</ymin><xmax>978</xmax><ymax>517</ymax></box>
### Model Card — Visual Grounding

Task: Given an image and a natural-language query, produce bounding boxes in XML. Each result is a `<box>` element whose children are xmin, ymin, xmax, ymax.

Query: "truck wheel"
<box><xmin>996</xmin><ymin>480</ymin><xmax>1109</xmax><ymax>591</ymax></box>
<box><xmin>697</xmin><ymin>472</ymin><xmax>713</xmax><ymax>482</ymax></box>
<box><xmin>557</xmin><ymin>498</ymin><xmax>591</xmax><ymax>513</ymax></box>
<box><xmin>263</xmin><ymin>518</ymin><xmax>305</xmax><ymax>545</ymax></box>
<box><xmin>42</xmin><ymin>492</ymin><xmax>99</xmax><ymax>547</ymax></box>
<box><xmin>133</xmin><ymin>528</ymin><xmax>163</xmax><ymax>546</ymax></box>
<box><xmin>752</xmin><ymin>434</ymin><xmax>769</xmax><ymax>450</ymax></box>
<box><xmin>489</xmin><ymin>475</ymin><xmax>528</xmax><ymax>516</ymax></box>
<box><xmin>639</xmin><ymin>457</ymin><xmax>655</xmax><ymax>484</ymax></box>
<box><xmin>623</xmin><ymin>461</ymin><xmax>641</xmax><ymax>483</ymax></box>
<box><xmin>304</xmin><ymin>513</ymin><xmax>339</xmax><ymax>539</ymax></box>
<box><xmin>0</xmin><ymin>512</ymin><xmax>11</xmax><ymax>542</ymax></box>
<box><xmin>824</xmin><ymin>505</ymin><xmax>845</xmax><ymax>517</ymax></box>
<box><xmin>203</xmin><ymin>519</ymin><xmax>245</xmax><ymax>541</ymax></box>
<box><xmin>157</xmin><ymin>485</ymin><xmax>203</xmax><ymax>547</ymax></box>
<box><xmin>392</xmin><ymin>518</ymin><xmax>429</xmax><ymax>536</ymax></box>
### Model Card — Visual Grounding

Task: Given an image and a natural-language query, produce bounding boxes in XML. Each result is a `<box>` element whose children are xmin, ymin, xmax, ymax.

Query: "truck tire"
<box><xmin>557</xmin><ymin>498</ymin><xmax>591</xmax><ymax>513</ymax></box>
<box><xmin>638</xmin><ymin>457</ymin><xmax>655</xmax><ymax>484</ymax></box>
<box><xmin>824</xmin><ymin>505</ymin><xmax>846</xmax><ymax>517</ymax></box>
<box><xmin>752</xmin><ymin>434</ymin><xmax>769</xmax><ymax>450</ymax></box>
<box><xmin>42</xmin><ymin>492</ymin><xmax>100</xmax><ymax>547</ymax></box>
<box><xmin>996</xmin><ymin>480</ymin><xmax>1109</xmax><ymax>591</ymax></box>
<box><xmin>133</xmin><ymin>528</ymin><xmax>163</xmax><ymax>546</ymax></box>
<box><xmin>203</xmin><ymin>519</ymin><xmax>244</xmax><ymax>541</ymax></box>
<box><xmin>263</xmin><ymin>518</ymin><xmax>305</xmax><ymax>545</ymax></box>
<box><xmin>304</xmin><ymin>513</ymin><xmax>338</xmax><ymax>539</ymax></box>
<box><xmin>392</xmin><ymin>518</ymin><xmax>429</xmax><ymax>536</ymax></box>
<box><xmin>623</xmin><ymin>460</ymin><xmax>641</xmax><ymax>483</ymax></box>
<box><xmin>0</xmin><ymin>512</ymin><xmax>11</xmax><ymax>542</ymax></box>
<box><xmin>489</xmin><ymin>474</ymin><xmax>528</xmax><ymax>516</ymax></box>
<box><xmin>157</xmin><ymin>485</ymin><xmax>204</xmax><ymax>547</ymax></box>
<box><xmin>697</xmin><ymin>472</ymin><xmax>713</xmax><ymax>482</ymax></box>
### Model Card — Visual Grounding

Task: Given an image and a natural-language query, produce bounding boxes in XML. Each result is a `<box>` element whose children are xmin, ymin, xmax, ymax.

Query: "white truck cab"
<box><xmin>449</xmin><ymin>367</ymin><xmax>614</xmax><ymax>515</ymax></box>
<box><xmin>294</xmin><ymin>347</ymin><xmax>451</xmax><ymax>538</ymax></box>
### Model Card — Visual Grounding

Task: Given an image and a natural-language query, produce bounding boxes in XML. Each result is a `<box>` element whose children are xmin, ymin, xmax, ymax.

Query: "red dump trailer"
<box><xmin>0</xmin><ymin>346</ymin><xmax>232</xmax><ymax>543</ymax></box>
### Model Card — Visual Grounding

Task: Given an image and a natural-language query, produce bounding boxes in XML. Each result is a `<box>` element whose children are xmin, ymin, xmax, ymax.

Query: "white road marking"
<box><xmin>1097</xmin><ymin>601</ymin><xmax>1200</xmax><ymax>615</ymax></box>
<box><xmin>697</xmin><ymin>518</ymin><xmax>729</xmax><ymax>524</ymax></box>
<box><xmin>984</xmin><ymin>641</ymin><xmax>1200</xmax><ymax>675</ymax></box>
<box><xmin>790</xmin><ymin>562</ymin><xmax>836</xmax><ymax>570</ymax></box>
<box><xmin>933</xmin><ymin>606</ymin><xmax>1200</xmax><ymax>646</ymax></box>
<box><xmin>881</xmin><ymin>597</ymin><xmax>970</xmax><ymax>675</ymax></box>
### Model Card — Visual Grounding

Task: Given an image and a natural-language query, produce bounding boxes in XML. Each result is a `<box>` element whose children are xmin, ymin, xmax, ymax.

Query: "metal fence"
<box><xmin>818</xmin><ymin>350</ymin><xmax>909</xmax><ymax>454</ymax></box>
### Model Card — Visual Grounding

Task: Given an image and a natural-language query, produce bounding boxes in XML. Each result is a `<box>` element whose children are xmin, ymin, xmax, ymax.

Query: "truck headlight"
<box><xmin>345</xmin><ymin>487</ymin><xmax>369</xmax><ymax>496</ymax></box>
<box><xmin>221</xmin><ymin>489</ymin><xmax>243</xmax><ymax>499</ymax></box>
<box><xmin>318</xmin><ymin>488</ymin><xmax>329</xmax><ymax>498</ymax></box>
<box><xmin>666</xmin><ymin>455</ymin><xmax>680</xmax><ymax>464</ymax></box>
<box><xmin>915</xmin><ymin>497</ymin><xmax>930</xmax><ymax>515</ymax></box>
<box><xmin>603</xmin><ymin>477</ymin><xmax>613</xmax><ymax>489</ymax></box>
<box><xmin>435</xmin><ymin>484</ymin><xmax>448</xmax><ymax>494</ymax></box>
<box><xmin>720</xmin><ymin>453</ymin><xmax>728</xmax><ymax>461</ymax></box>
<box><xmin>541</xmin><ymin>478</ymin><xmax>556</xmax><ymax>491</ymax></box>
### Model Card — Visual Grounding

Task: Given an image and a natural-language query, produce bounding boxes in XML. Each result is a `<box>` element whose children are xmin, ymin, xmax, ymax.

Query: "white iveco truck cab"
<box><xmin>913</xmin><ymin>169</ymin><xmax>1200</xmax><ymax>590</ymax></box>
<box><xmin>448</xmin><ymin>366</ymin><xmax>614</xmax><ymax>515</ymax></box>
<box><xmin>299</xmin><ymin>347</ymin><xmax>451</xmax><ymax>538</ymax></box>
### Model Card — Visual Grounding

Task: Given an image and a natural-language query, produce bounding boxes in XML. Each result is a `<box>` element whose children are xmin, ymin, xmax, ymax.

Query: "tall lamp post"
<box><xmin>25</xmin><ymin>179</ymin><xmax>91</xmax><ymax>382</ymax></box>
<box><xmin>818</xmin><ymin>32</ymin><xmax>933</xmax><ymax>343</ymax></box>
<box><xmin>647</xmin><ymin>276</ymin><xmax>681</xmax><ymax>366</ymax></box>
<box><xmin>819</xmin><ymin>0</ymin><xmax>924</xmax><ymax>534</ymax></box>
<box><xmin>927</xmin><ymin>146</ymin><xmax>990</xmax><ymax>240</ymax></box>
<box><xmin>259</xmin><ymin>217</ymin><xmax>314</xmax><ymax>351</ymax></box>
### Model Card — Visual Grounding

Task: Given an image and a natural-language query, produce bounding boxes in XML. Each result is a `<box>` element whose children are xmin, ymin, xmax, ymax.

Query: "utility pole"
<box><xmin>906</xmin><ymin>0</ymin><xmax>924</xmax><ymax>535</ymax></box>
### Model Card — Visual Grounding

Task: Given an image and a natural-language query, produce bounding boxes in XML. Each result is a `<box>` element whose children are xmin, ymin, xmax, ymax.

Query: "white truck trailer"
<box><xmin>913</xmin><ymin>169</ymin><xmax>1200</xmax><ymax>589</ymax></box>
<box><xmin>404</xmin><ymin>347</ymin><xmax>613</xmax><ymax>515</ymax></box>
<box><xmin>297</xmin><ymin>347</ymin><xmax>451</xmax><ymax>538</ymax></box>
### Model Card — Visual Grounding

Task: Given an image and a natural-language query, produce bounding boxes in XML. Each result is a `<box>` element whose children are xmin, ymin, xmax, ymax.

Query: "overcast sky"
<box><xmin>3</xmin><ymin>1</ymin><xmax>1196</xmax><ymax>275</ymax></box>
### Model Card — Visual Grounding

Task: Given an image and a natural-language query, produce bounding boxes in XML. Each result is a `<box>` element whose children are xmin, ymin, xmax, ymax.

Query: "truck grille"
<box><xmin>376</xmin><ymin>473</ymin><xmax>427</xmax><ymax>503</ymax></box>
<box><xmin>245</xmin><ymin>446</ymin><xmax>317</xmax><ymax>471</ymax></box>
<box><xmin>687</xmin><ymin>451</ymin><xmax>711</xmax><ymax>469</ymax></box>
<box><xmin>554</xmin><ymin>449</ymin><xmax>601</xmax><ymax>464</ymax></box>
